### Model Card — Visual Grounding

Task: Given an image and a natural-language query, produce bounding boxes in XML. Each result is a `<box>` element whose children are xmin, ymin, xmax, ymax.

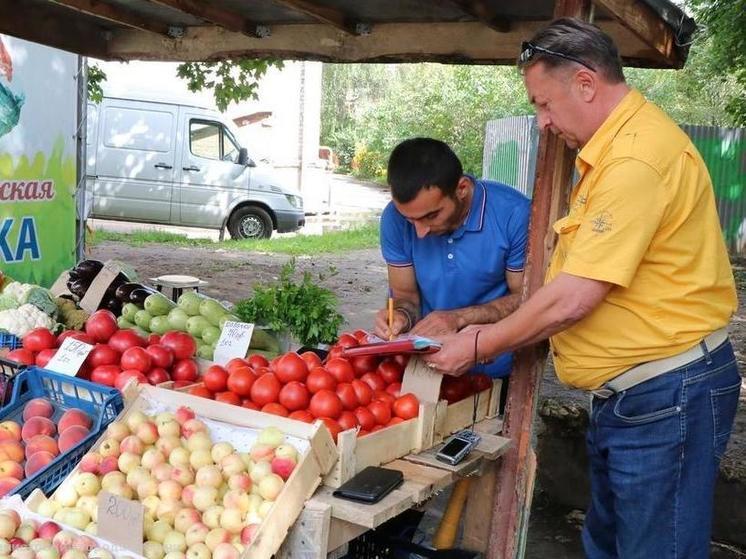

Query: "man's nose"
<box><xmin>537</xmin><ymin>111</ymin><xmax>552</xmax><ymax>131</ymax></box>
<box><xmin>414</xmin><ymin>221</ymin><xmax>430</xmax><ymax>238</ymax></box>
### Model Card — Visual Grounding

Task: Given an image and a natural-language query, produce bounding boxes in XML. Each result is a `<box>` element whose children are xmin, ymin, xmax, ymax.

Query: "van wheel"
<box><xmin>228</xmin><ymin>206</ymin><xmax>273</xmax><ymax>239</ymax></box>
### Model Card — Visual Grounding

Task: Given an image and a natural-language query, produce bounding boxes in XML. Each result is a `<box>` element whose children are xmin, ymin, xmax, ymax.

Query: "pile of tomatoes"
<box><xmin>9</xmin><ymin>310</ymin><xmax>201</xmax><ymax>391</ymax></box>
<box><xmin>188</xmin><ymin>330</ymin><xmax>420</xmax><ymax>442</ymax></box>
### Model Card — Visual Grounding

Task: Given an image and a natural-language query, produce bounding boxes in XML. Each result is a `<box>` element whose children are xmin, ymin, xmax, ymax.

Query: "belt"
<box><xmin>591</xmin><ymin>327</ymin><xmax>729</xmax><ymax>399</ymax></box>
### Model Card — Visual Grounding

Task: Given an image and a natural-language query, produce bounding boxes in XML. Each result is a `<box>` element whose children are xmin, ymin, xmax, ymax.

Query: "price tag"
<box><xmin>97</xmin><ymin>491</ymin><xmax>144</xmax><ymax>555</ymax></box>
<box><xmin>213</xmin><ymin>321</ymin><xmax>254</xmax><ymax>365</ymax></box>
<box><xmin>79</xmin><ymin>262</ymin><xmax>121</xmax><ymax>313</ymax></box>
<box><xmin>45</xmin><ymin>338</ymin><xmax>93</xmax><ymax>376</ymax></box>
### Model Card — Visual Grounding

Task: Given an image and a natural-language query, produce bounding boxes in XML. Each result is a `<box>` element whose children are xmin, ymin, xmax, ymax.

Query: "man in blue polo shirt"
<box><xmin>374</xmin><ymin>137</ymin><xmax>530</xmax><ymax>380</ymax></box>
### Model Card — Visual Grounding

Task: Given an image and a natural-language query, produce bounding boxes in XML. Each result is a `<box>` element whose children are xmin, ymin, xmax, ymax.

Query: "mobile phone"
<box><xmin>435</xmin><ymin>430</ymin><xmax>481</xmax><ymax>465</ymax></box>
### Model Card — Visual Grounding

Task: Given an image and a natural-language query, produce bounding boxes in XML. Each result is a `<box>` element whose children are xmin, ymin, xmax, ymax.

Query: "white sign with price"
<box><xmin>97</xmin><ymin>491</ymin><xmax>144</xmax><ymax>554</ymax></box>
<box><xmin>45</xmin><ymin>338</ymin><xmax>94</xmax><ymax>376</ymax></box>
<box><xmin>213</xmin><ymin>321</ymin><xmax>254</xmax><ymax>365</ymax></box>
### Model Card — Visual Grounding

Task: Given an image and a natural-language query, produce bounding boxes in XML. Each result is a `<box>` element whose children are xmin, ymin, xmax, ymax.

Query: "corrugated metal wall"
<box><xmin>483</xmin><ymin>117</ymin><xmax>746</xmax><ymax>254</ymax></box>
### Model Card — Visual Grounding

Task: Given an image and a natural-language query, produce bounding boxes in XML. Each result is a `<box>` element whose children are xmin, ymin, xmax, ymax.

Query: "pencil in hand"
<box><xmin>387</xmin><ymin>289</ymin><xmax>394</xmax><ymax>341</ymax></box>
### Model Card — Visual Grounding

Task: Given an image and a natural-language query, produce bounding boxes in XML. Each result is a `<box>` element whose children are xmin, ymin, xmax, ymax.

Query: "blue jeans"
<box><xmin>582</xmin><ymin>339</ymin><xmax>741</xmax><ymax>559</ymax></box>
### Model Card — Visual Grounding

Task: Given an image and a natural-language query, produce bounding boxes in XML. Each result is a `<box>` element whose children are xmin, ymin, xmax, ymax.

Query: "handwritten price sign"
<box><xmin>45</xmin><ymin>338</ymin><xmax>93</xmax><ymax>376</ymax></box>
<box><xmin>97</xmin><ymin>491</ymin><xmax>144</xmax><ymax>554</ymax></box>
<box><xmin>213</xmin><ymin>321</ymin><xmax>254</xmax><ymax>365</ymax></box>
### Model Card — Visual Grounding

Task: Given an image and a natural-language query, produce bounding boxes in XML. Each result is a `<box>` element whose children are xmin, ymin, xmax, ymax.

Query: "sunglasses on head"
<box><xmin>519</xmin><ymin>41</ymin><xmax>596</xmax><ymax>72</ymax></box>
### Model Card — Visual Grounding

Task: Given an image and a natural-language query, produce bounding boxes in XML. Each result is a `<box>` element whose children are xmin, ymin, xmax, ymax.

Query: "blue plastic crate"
<box><xmin>0</xmin><ymin>367</ymin><xmax>124</xmax><ymax>499</ymax></box>
<box><xmin>0</xmin><ymin>333</ymin><xmax>21</xmax><ymax>350</ymax></box>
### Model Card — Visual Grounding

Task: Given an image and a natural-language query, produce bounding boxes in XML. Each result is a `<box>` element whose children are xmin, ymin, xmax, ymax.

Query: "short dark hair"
<box><xmin>387</xmin><ymin>138</ymin><xmax>463</xmax><ymax>203</ymax></box>
<box><xmin>519</xmin><ymin>18</ymin><xmax>625</xmax><ymax>83</ymax></box>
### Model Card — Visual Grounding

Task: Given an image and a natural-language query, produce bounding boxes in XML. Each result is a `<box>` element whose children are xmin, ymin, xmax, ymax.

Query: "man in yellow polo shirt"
<box><xmin>425</xmin><ymin>18</ymin><xmax>741</xmax><ymax>558</ymax></box>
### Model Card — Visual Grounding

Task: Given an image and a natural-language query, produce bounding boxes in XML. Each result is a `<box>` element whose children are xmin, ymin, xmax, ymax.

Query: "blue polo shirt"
<box><xmin>380</xmin><ymin>178</ymin><xmax>530</xmax><ymax>378</ymax></box>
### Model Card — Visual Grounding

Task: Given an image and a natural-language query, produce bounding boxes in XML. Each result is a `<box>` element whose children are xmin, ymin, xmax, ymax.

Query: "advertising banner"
<box><xmin>0</xmin><ymin>35</ymin><xmax>78</xmax><ymax>287</ymax></box>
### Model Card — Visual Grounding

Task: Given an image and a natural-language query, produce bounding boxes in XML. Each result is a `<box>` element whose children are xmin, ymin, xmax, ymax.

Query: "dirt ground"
<box><xmin>91</xmin><ymin>242</ymin><xmax>746</xmax><ymax>556</ymax></box>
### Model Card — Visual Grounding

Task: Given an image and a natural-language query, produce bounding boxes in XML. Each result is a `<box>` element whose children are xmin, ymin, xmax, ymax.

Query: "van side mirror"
<box><xmin>238</xmin><ymin>148</ymin><xmax>254</xmax><ymax>166</ymax></box>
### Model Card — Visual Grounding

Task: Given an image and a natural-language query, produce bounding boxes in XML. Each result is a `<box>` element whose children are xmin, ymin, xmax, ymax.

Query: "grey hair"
<box><xmin>520</xmin><ymin>18</ymin><xmax>625</xmax><ymax>83</ymax></box>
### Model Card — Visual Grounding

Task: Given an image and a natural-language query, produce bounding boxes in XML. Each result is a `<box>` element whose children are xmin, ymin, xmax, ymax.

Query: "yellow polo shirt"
<box><xmin>546</xmin><ymin>89</ymin><xmax>737</xmax><ymax>390</ymax></box>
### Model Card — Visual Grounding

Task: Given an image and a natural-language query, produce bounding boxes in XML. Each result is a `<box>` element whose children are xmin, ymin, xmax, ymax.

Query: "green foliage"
<box><xmin>234</xmin><ymin>260</ymin><xmax>344</xmax><ymax>346</ymax></box>
<box><xmin>176</xmin><ymin>58</ymin><xmax>284</xmax><ymax>112</ymax></box>
<box><xmin>87</xmin><ymin>63</ymin><xmax>106</xmax><ymax>103</ymax></box>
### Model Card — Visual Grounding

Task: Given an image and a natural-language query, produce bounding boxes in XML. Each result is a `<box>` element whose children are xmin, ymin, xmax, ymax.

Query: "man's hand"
<box><xmin>411</xmin><ymin>310</ymin><xmax>461</xmax><ymax>337</ymax></box>
<box><xmin>423</xmin><ymin>330</ymin><xmax>476</xmax><ymax>376</ymax></box>
<box><xmin>374</xmin><ymin>308</ymin><xmax>409</xmax><ymax>339</ymax></box>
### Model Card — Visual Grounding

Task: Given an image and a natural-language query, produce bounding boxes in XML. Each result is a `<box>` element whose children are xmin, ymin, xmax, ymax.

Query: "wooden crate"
<box><xmin>32</xmin><ymin>384</ymin><xmax>337</xmax><ymax>559</ymax></box>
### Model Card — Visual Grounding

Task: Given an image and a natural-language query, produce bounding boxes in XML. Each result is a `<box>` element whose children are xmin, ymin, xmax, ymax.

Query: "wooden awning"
<box><xmin>1</xmin><ymin>0</ymin><xmax>694</xmax><ymax>68</ymax></box>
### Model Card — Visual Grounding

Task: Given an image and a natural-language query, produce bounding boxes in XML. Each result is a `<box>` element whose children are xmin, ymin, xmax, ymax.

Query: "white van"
<box><xmin>86</xmin><ymin>96</ymin><xmax>305</xmax><ymax>239</ymax></box>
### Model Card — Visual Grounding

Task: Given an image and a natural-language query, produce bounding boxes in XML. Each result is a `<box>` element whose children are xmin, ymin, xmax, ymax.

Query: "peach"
<box><xmin>78</xmin><ymin>453</ymin><xmax>102</xmax><ymax>474</ymax></box>
<box><xmin>174</xmin><ymin>407</ymin><xmax>195</xmax><ymax>425</ymax></box>
<box><xmin>98</xmin><ymin>456</ymin><xmax>119</xmax><ymax>475</ymax></box>
<box><xmin>25</xmin><ymin>451</ymin><xmax>56</xmax><ymax>477</ymax></box>
<box><xmin>22</xmin><ymin>399</ymin><xmax>54</xmax><ymax>421</ymax></box>
<box><xmin>0</xmin><ymin>476</ymin><xmax>21</xmax><ymax>496</ymax></box>
<box><xmin>21</xmin><ymin>417</ymin><xmax>56</xmax><ymax>442</ymax></box>
<box><xmin>120</xmin><ymin>435</ymin><xmax>144</xmax><ymax>456</ymax></box>
<box><xmin>0</xmin><ymin>441</ymin><xmax>24</xmax><ymax>463</ymax></box>
<box><xmin>58</xmin><ymin>409</ymin><xmax>92</xmax><ymax>433</ymax></box>
<box><xmin>0</xmin><ymin>421</ymin><xmax>21</xmax><ymax>442</ymax></box>
<box><xmin>0</xmin><ymin>459</ymin><xmax>23</xmax><ymax>480</ymax></box>
<box><xmin>270</xmin><ymin>457</ymin><xmax>296</xmax><ymax>481</ymax></box>
<box><xmin>212</xmin><ymin>542</ymin><xmax>239</xmax><ymax>559</ymax></box>
<box><xmin>25</xmin><ymin>435</ymin><xmax>59</xmax><ymax>458</ymax></box>
<box><xmin>181</xmin><ymin>419</ymin><xmax>207</xmax><ymax>439</ymax></box>
<box><xmin>136</xmin><ymin>422</ymin><xmax>159</xmax><ymax>445</ymax></box>
<box><xmin>97</xmin><ymin>438</ymin><xmax>120</xmax><ymax>458</ymax></box>
<box><xmin>155</xmin><ymin>436</ymin><xmax>181</xmax><ymax>457</ymax></box>
<box><xmin>58</xmin><ymin>426</ymin><xmax>90</xmax><ymax>454</ymax></box>
<box><xmin>105</xmin><ymin>422</ymin><xmax>129</xmax><ymax>442</ymax></box>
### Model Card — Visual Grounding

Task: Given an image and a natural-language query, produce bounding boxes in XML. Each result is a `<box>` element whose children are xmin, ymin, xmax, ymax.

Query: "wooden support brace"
<box><xmin>275</xmin><ymin>501</ymin><xmax>332</xmax><ymax>559</ymax></box>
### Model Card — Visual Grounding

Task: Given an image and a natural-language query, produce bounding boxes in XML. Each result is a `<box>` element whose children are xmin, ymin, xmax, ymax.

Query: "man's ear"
<box><xmin>455</xmin><ymin>176</ymin><xmax>471</xmax><ymax>200</ymax></box>
<box><xmin>576</xmin><ymin>69</ymin><xmax>597</xmax><ymax>102</ymax></box>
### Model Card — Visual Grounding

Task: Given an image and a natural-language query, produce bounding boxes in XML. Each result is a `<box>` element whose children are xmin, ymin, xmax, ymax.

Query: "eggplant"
<box><xmin>67</xmin><ymin>278</ymin><xmax>91</xmax><ymax>298</ymax></box>
<box><xmin>129</xmin><ymin>288</ymin><xmax>153</xmax><ymax>306</ymax></box>
<box><xmin>115</xmin><ymin>282</ymin><xmax>145</xmax><ymax>302</ymax></box>
<box><xmin>101</xmin><ymin>296</ymin><xmax>122</xmax><ymax>316</ymax></box>
<box><xmin>74</xmin><ymin>259</ymin><xmax>104</xmax><ymax>280</ymax></box>
<box><xmin>67</xmin><ymin>268</ymin><xmax>80</xmax><ymax>282</ymax></box>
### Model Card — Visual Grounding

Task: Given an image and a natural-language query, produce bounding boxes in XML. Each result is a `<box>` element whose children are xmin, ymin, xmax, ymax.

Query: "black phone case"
<box><xmin>332</xmin><ymin>466</ymin><xmax>404</xmax><ymax>504</ymax></box>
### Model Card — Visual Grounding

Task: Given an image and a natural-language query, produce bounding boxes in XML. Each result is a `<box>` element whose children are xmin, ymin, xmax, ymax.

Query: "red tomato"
<box><xmin>299</xmin><ymin>351</ymin><xmax>322</xmax><ymax>370</ymax></box>
<box><xmin>388</xmin><ymin>417</ymin><xmax>405</xmax><ymax>426</ymax></box>
<box><xmin>309</xmin><ymin>389</ymin><xmax>343</xmax><ymax>419</ymax></box>
<box><xmin>215</xmin><ymin>391</ymin><xmax>241</xmax><ymax>406</ymax></box>
<box><xmin>188</xmin><ymin>386</ymin><xmax>213</xmax><ymax>399</ymax></box>
<box><xmin>361</xmin><ymin>372</ymin><xmax>386</xmax><ymax>392</ymax></box>
<box><xmin>373</xmin><ymin>390</ymin><xmax>396</xmax><ymax>408</ymax></box>
<box><xmin>351</xmin><ymin>355</ymin><xmax>380</xmax><ymax>377</ymax></box>
<box><xmin>325</xmin><ymin>358</ymin><xmax>355</xmax><ymax>383</ymax></box>
<box><xmin>227</xmin><ymin>367</ymin><xmax>257</xmax><ymax>398</ymax></box>
<box><xmin>116</xmin><ymin>370</ymin><xmax>147</xmax><ymax>391</ymax></box>
<box><xmin>145</xmin><ymin>344</ymin><xmax>174</xmax><ymax>370</ymax></box>
<box><xmin>226</xmin><ymin>358</ymin><xmax>250</xmax><ymax>372</ymax></box>
<box><xmin>279</xmin><ymin>381</ymin><xmax>310</xmax><ymax>412</ymax></box>
<box><xmin>35</xmin><ymin>348</ymin><xmax>57</xmax><ymax>368</ymax></box>
<box><xmin>261</xmin><ymin>403</ymin><xmax>289</xmax><ymax>417</ymax></box>
<box><xmin>146</xmin><ymin>367</ymin><xmax>170</xmax><ymax>385</ymax></box>
<box><xmin>203</xmin><ymin>365</ymin><xmax>229</xmax><ymax>393</ymax></box>
<box><xmin>325</xmin><ymin>346</ymin><xmax>345</xmax><ymax>361</ymax></box>
<box><xmin>470</xmin><ymin>373</ymin><xmax>493</xmax><ymax>393</ymax></box>
<box><xmin>306</xmin><ymin>367</ymin><xmax>337</xmax><ymax>394</ymax></box>
<box><xmin>370</xmin><ymin>425</ymin><xmax>385</xmax><ymax>433</ymax></box>
<box><xmin>353</xmin><ymin>407</ymin><xmax>376</xmax><ymax>431</ymax></box>
<box><xmin>91</xmin><ymin>364</ymin><xmax>120</xmax><ymax>386</ymax></box>
<box><xmin>393</xmin><ymin>393</ymin><xmax>419</xmax><ymax>420</ymax></box>
<box><xmin>288</xmin><ymin>410</ymin><xmax>315</xmax><ymax>423</ymax></box>
<box><xmin>318</xmin><ymin>417</ymin><xmax>342</xmax><ymax>443</ymax></box>
<box><xmin>56</xmin><ymin>330</ymin><xmax>94</xmax><ymax>347</ymax></box>
<box><xmin>337</xmin><ymin>411</ymin><xmax>359</xmax><ymax>432</ymax></box>
<box><xmin>147</xmin><ymin>334</ymin><xmax>161</xmax><ymax>345</ymax></box>
<box><xmin>335</xmin><ymin>334</ymin><xmax>358</xmax><ymax>349</ymax></box>
<box><xmin>246</xmin><ymin>354</ymin><xmax>270</xmax><ymax>369</ymax></box>
<box><xmin>171</xmin><ymin>359</ymin><xmax>199</xmax><ymax>382</ymax></box>
<box><xmin>22</xmin><ymin>328</ymin><xmax>57</xmax><ymax>352</ymax></box>
<box><xmin>107</xmin><ymin>329</ymin><xmax>146</xmax><ymax>354</ymax></box>
<box><xmin>335</xmin><ymin>383</ymin><xmax>359</xmax><ymax>411</ymax></box>
<box><xmin>120</xmin><ymin>347</ymin><xmax>152</xmax><ymax>373</ymax></box>
<box><xmin>5</xmin><ymin>348</ymin><xmax>34</xmax><ymax>366</ymax></box>
<box><xmin>250</xmin><ymin>373</ymin><xmax>281</xmax><ymax>406</ymax></box>
<box><xmin>352</xmin><ymin>329</ymin><xmax>370</xmax><ymax>343</ymax></box>
<box><xmin>160</xmin><ymin>331</ymin><xmax>197</xmax><ymax>360</ymax></box>
<box><xmin>241</xmin><ymin>400</ymin><xmax>260</xmax><ymax>410</ymax></box>
<box><xmin>440</xmin><ymin>376</ymin><xmax>471</xmax><ymax>404</ymax></box>
<box><xmin>87</xmin><ymin>344</ymin><xmax>120</xmax><ymax>369</ymax></box>
<box><xmin>172</xmin><ymin>380</ymin><xmax>193</xmax><ymax>388</ymax></box>
<box><xmin>84</xmin><ymin>310</ymin><xmax>118</xmax><ymax>343</ymax></box>
<box><xmin>386</xmin><ymin>382</ymin><xmax>402</xmax><ymax>398</ymax></box>
<box><xmin>351</xmin><ymin>380</ymin><xmax>373</xmax><ymax>406</ymax></box>
<box><xmin>269</xmin><ymin>355</ymin><xmax>281</xmax><ymax>372</ymax></box>
<box><xmin>367</xmin><ymin>401</ymin><xmax>392</xmax><ymax>425</ymax></box>
<box><xmin>274</xmin><ymin>352</ymin><xmax>309</xmax><ymax>383</ymax></box>
<box><xmin>377</xmin><ymin>359</ymin><xmax>404</xmax><ymax>385</ymax></box>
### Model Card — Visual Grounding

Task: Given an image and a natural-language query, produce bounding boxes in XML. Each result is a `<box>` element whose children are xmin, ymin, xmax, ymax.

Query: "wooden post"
<box><xmin>486</xmin><ymin>2</ymin><xmax>592</xmax><ymax>558</ymax></box>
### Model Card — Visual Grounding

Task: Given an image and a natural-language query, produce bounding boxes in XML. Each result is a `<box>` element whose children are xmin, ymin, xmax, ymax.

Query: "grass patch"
<box><xmin>88</xmin><ymin>222</ymin><xmax>380</xmax><ymax>255</ymax></box>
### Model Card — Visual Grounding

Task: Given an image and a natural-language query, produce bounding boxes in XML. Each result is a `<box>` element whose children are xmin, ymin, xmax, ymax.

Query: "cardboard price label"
<box><xmin>213</xmin><ymin>321</ymin><xmax>254</xmax><ymax>365</ymax></box>
<box><xmin>79</xmin><ymin>262</ymin><xmax>121</xmax><ymax>313</ymax></box>
<box><xmin>97</xmin><ymin>491</ymin><xmax>144</xmax><ymax>555</ymax></box>
<box><xmin>45</xmin><ymin>338</ymin><xmax>93</xmax><ymax>376</ymax></box>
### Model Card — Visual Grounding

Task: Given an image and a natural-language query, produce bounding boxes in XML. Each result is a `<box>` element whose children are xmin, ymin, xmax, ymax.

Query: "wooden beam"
<box><xmin>147</xmin><ymin>0</ymin><xmax>267</xmax><ymax>38</ymax></box>
<box><xmin>448</xmin><ymin>0</ymin><xmax>511</xmax><ymax>33</ymax></box>
<box><xmin>0</xmin><ymin>0</ymin><xmax>108</xmax><ymax>58</ymax></box>
<box><xmin>594</xmin><ymin>0</ymin><xmax>684</xmax><ymax>68</ymax></box>
<box><xmin>270</xmin><ymin>0</ymin><xmax>357</xmax><ymax>35</ymax></box>
<box><xmin>486</xmin><ymin>4</ymin><xmax>590</xmax><ymax>559</ymax></box>
<box><xmin>49</xmin><ymin>0</ymin><xmax>170</xmax><ymax>36</ymax></box>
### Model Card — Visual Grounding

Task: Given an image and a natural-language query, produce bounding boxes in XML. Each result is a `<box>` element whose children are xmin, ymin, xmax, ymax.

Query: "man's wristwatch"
<box><xmin>394</xmin><ymin>306</ymin><xmax>415</xmax><ymax>332</ymax></box>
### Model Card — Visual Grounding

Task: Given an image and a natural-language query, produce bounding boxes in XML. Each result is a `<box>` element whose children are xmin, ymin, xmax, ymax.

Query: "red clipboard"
<box><xmin>341</xmin><ymin>336</ymin><xmax>441</xmax><ymax>358</ymax></box>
